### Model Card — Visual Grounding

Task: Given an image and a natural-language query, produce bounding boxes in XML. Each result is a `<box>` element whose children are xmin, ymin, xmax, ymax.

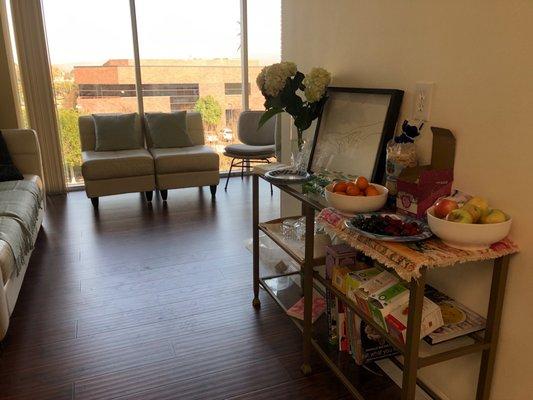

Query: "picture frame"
<box><xmin>308</xmin><ymin>87</ymin><xmax>404</xmax><ymax>183</ymax></box>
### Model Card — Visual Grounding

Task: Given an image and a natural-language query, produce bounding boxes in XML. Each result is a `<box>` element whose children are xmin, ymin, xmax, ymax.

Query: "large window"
<box><xmin>42</xmin><ymin>0</ymin><xmax>137</xmax><ymax>185</ymax></box>
<box><xmin>135</xmin><ymin>0</ymin><xmax>243</xmax><ymax>172</ymax></box>
<box><xmin>40</xmin><ymin>0</ymin><xmax>280</xmax><ymax>185</ymax></box>
<box><xmin>4</xmin><ymin>0</ymin><xmax>29</xmax><ymax>127</ymax></box>
<box><xmin>248</xmin><ymin>0</ymin><xmax>281</xmax><ymax>111</ymax></box>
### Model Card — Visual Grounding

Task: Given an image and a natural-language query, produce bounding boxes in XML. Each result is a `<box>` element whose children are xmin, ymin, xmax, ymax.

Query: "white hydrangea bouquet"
<box><xmin>256</xmin><ymin>62</ymin><xmax>331</xmax><ymax>157</ymax></box>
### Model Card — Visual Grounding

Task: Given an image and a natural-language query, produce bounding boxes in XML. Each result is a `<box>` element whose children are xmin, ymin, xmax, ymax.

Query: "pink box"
<box><xmin>325</xmin><ymin>244</ymin><xmax>358</xmax><ymax>279</ymax></box>
<box><xmin>396</xmin><ymin>127</ymin><xmax>456</xmax><ymax>219</ymax></box>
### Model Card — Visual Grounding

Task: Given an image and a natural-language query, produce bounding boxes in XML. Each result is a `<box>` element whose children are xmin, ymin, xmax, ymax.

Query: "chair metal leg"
<box><xmin>264</xmin><ymin>158</ymin><xmax>273</xmax><ymax>195</ymax></box>
<box><xmin>225</xmin><ymin>158</ymin><xmax>236</xmax><ymax>191</ymax></box>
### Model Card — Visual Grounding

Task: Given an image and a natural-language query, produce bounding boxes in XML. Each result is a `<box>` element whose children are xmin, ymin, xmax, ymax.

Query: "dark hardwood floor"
<box><xmin>0</xmin><ymin>177</ymin><xmax>349</xmax><ymax>400</ymax></box>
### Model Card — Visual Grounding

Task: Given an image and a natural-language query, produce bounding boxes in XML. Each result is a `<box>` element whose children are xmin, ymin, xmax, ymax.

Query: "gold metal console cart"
<box><xmin>252</xmin><ymin>166</ymin><xmax>517</xmax><ymax>400</ymax></box>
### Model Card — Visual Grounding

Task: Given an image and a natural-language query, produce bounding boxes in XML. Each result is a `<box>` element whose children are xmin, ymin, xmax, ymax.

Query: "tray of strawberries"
<box><xmin>345</xmin><ymin>213</ymin><xmax>432</xmax><ymax>242</ymax></box>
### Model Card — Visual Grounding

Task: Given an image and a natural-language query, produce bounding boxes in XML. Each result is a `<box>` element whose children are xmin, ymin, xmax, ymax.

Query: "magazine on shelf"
<box><xmin>286</xmin><ymin>296</ymin><xmax>326</xmax><ymax>323</ymax></box>
<box><xmin>424</xmin><ymin>285</ymin><xmax>486</xmax><ymax>345</ymax></box>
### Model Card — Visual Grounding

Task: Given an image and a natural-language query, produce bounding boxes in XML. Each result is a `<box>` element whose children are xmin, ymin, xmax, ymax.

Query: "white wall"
<box><xmin>281</xmin><ymin>1</ymin><xmax>533</xmax><ymax>399</ymax></box>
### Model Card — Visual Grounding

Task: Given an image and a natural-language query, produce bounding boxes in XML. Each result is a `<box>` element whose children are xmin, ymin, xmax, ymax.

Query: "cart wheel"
<box><xmin>300</xmin><ymin>363</ymin><xmax>312</xmax><ymax>376</ymax></box>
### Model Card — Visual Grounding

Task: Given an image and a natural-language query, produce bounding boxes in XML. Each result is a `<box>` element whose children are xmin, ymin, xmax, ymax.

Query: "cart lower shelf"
<box><xmin>260</xmin><ymin>273</ymin><xmax>403</xmax><ymax>400</ymax></box>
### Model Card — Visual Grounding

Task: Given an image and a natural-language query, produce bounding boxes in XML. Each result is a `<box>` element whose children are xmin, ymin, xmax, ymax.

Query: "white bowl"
<box><xmin>426</xmin><ymin>206</ymin><xmax>512</xmax><ymax>250</ymax></box>
<box><xmin>324</xmin><ymin>183</ymin><xmax>388</xmax><ymax>213</ymax></box>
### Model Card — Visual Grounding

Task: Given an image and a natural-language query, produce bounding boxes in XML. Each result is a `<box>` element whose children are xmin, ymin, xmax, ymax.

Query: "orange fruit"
<box><xmin>346</xmin><ymin>184</ymin><xmax>361</xmax><ymax>196</ymax></box>
<box><xmin>365</xmin><ymin>185</ymin><xmax>380</xmax><ymax>196</ymax></box>
<box><xmin>333</xmin><ymin>181</ymin><xmax>348</xmax><ymax>193</ymax></box>
<box><xmin>355</xmin><ymin>176</ymin><xmax>369</xmax><ymax>190</ymax></box>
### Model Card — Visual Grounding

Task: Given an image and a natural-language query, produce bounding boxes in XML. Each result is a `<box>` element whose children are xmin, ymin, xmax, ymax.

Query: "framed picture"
<box><xmin>308</xmin><ymin>87</ymin><xmax>404</xmax><ymax>183</ymax></box>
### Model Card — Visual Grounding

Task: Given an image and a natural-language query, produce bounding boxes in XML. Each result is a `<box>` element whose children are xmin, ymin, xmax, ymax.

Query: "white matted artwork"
<box><xmin>309</xmin><ymin>88</ymin><xmax>403</xmax><ymax>181</ymax></box>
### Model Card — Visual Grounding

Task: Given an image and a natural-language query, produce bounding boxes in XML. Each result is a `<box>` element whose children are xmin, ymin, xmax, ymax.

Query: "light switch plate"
<box><xmin>412</xmin><ymin>82</ymin><xmax>434</xmax><ymax>121</ymax></box>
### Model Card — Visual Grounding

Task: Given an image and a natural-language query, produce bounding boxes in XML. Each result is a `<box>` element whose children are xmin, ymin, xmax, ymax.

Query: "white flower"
<box><xmin>256</xmin><ymin>66</ymin><xmax>267</xmax><ymax>91</ymax></box>
<box><xmin>280</xmin><ymin>61</ymin><xmax>297</xmax><ymax>77</ymax></box>
<box><xmin>303</xmin><ymin>67</ymin><xmax>331</xmax><ymax>102</ymax></box>
<box><xmin>257</xmin><ymin>61</ymin><xmax>298</xmax><ymax>97</ymax></box>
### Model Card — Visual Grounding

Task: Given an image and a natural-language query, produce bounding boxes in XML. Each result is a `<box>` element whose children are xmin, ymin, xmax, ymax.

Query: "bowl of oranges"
<box><xmin>324</xmin><ymin>177</ymin><xmax>388</xmax><ymax>213</ymax></box>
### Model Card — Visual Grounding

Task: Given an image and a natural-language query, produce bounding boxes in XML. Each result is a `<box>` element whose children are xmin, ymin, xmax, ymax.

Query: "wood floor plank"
<box><xmin>227</xmin><ymin>371</ymin><xmax>349</xmax><ymax>400</ymax></box>
<box><xmin>112</xmin><ymin>358</ymin><xmax>293</xmax><ymax>400</ymax></box>
<box><xmin>0</xmin><ymin>383</ymin><xmax>73</xmax><ymax>400</ymax></box>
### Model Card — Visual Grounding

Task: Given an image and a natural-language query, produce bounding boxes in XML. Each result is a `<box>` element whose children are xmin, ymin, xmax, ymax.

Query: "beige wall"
<box><xmin>282</xmin><ymin>1</ymin><xmax>533</xmax><ymax>399</ymax></box>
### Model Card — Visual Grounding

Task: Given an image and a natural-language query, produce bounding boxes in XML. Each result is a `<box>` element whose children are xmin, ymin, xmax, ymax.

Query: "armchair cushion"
<box><xmin>81</xmin><ymin>149</ymin><xmax>154</xmax><ymax>180</ymax></box>
<box><xmin>224</xmin><ymin>143</ymin><xmax>275</xmax><ymax>158</ymax></box>
<box><xmin>150</xmin><ymin>146</ymin><xmax>219</xmax><ymax>174</ymax></box>
<box><xmin>92</xmin><ymin>113</ymin><xmax>142</xmax><ymax>151</ymax></box>
<box><xmin>144</xmin><ymin>111</ymin><xmax>192</xmax><ymax>148</ymax></box>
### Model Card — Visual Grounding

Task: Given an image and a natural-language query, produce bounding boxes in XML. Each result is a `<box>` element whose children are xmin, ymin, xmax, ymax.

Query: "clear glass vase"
<box><xmin>385</xmin><ymin>140</ymin><xmax>418</xmax><ymax>196</ymax></box>
<box><xmin>289</xmin><ymin>128</ymin><xmax>309</xmax><ymax>172</ymax></box>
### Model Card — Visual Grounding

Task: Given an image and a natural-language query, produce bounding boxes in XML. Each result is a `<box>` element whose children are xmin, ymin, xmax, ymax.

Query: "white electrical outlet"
<box><xmin>413</xmin><ymin>82</ymin><xmax>434</xmax><ymax>121</ymax></box>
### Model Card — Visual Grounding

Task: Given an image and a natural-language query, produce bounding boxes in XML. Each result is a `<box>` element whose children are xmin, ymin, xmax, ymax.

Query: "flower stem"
<box><xmin>297</xmin><ymin>128</ymin><xmax>304</xmax><ymax>150</ymax></box>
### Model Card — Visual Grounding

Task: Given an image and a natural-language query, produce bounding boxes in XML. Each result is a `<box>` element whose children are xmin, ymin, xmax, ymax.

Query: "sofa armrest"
<box><xmin>1</xmin><ymin>129</ymin><xmax>45</xmax><ymax>182</ymax></box>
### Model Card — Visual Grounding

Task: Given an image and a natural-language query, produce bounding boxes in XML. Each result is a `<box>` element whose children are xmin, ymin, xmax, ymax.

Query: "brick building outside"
<box><xmin>73</xmin><ymin>58</ymin><xmax>266</xmax><ymax>135</ymax></box>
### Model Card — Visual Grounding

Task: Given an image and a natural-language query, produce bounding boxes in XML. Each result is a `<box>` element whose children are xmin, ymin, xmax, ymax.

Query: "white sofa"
<box><xmin>0</xmin><ymin>129</ymin><xmax>45</xmax><ymax>341</ymax></box>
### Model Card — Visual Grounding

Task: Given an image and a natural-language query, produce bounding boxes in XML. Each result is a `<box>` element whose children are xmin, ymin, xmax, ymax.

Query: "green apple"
<box><xmin>446</xmin><ymin>209</ymin><xmax>474</xmax><ymax>224</ymax></box>
<box><xmin>466</xmin><ymin>197</ymin><xmax>489</xmax><ymax>213</ymax></box>
<box><xmin>480</xmin><ymin>209</ymin><xmax>507</xmax><ymax>224</ymax></box>
<box><xmin>461</xmin><ymin>204</ymin><xmax>483</xmax><ymax>223</ymax></box>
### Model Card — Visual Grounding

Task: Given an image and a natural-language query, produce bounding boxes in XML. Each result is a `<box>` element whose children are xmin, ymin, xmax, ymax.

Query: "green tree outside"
<box><xmin>194</xmin><ymin>95</ymin><xmax>222</xmax><ymax>132</ymax></box>
<box><xmin>57</xmin><ymin>108</ymin><xmax>81</xmax><ymax>183</ymax></box>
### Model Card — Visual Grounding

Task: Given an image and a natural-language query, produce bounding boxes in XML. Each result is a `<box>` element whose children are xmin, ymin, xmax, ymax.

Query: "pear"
<box><xmin>446</xmin><ymin>209</ymin><xmax>474</xmax><ymax>224</ymax></box>
<box><xmin>461</xmin><ymin>204</ymin><xmax>482</xmax><ymax>223</ymax></box>
<box><xmin>466</xmin><ymin>197</ymin><xmax>489</xmax><ymax>213</ymax></box>
<box><xmin>480</xmin><ymin>209</ymin><xmax>507</xmax><ymax>224</ymax></box>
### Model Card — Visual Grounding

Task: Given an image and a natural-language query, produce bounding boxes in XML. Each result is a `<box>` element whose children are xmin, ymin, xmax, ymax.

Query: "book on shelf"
<box><xmin>333</xmin><ymin>299</ymin><xmax>399</xmax><ymax>365</ymax></box>
<box><xmin>347</xmin><ymin>307</ymin><xmax>400</xmax><ymax>365</ymax></box>
<box><xmin>286</xmin><ymin>296</ymin><xmax>326</xmax><ymax>323</ymax></box>
<box><xmin>338</xmin><ymin>302</ymin><xmax>350</xmax><ymax>352</ymax></box>
<box><xmin>424</xmin><ymin>285</ymin><xmax>486</xmax><ymax>345</ymax></box>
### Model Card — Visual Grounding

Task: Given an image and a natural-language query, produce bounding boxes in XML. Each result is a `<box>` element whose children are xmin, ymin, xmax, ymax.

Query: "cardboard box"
<box><xmin>346</xmin><ymin>267</ymin><xmax>382</xmax><ymax>301</ymax></box>
<box><xmin>369</xmin><ymin>283</ymin><xmax>410</xmax><ymax>330</ymax></box>
<box><xmin>396</xmin><ymin>127</ymin><xmax>456</xmax><ymax>218</ymax></box>
<box><xmin>353</xmin><ymin>271</ymin><xmax>398</xmax><ymax>315</ymax></box>
<box><xmin>325</xmin><ymin>244</ymin><xmax>359</xmax><ymax>279</ymax></box>
<box><xmin>332</xmin><ymin>266</ymin><xmax>352</xmax><ymax>294</ymax></box>
<box><xmin>385</xmin><ymin>297</ymin><xmax>444</xmax><ymax>344</ymax></box>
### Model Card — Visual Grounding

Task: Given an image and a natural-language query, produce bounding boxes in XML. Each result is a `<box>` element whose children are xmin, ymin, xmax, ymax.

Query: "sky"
<box><xmin>42</xmin><ymin>0</ymin><xmax>281</xmax><ymax>66</ymax></box>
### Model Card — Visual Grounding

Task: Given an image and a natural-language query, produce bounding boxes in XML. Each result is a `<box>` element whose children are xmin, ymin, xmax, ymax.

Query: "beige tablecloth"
<box><xmin>317</xmin><ymin>208</ymin><xmax>519</xmax><ymax>281</ymax></box>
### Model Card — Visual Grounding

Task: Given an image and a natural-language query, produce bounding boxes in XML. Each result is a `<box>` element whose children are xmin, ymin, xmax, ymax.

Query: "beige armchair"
<box><xmin>149</xmin><ymin>112</ymin><xmax>219</xmax><ymax>200</ymax></box>
<box><xmin>78</xmin><ymin>114</ymin><xmax>155</xmax><ymax>208</ymax></box>
<box><xmin>78</xmin><ymin>112</ymin><xmax>220</xmax><ymax>207</ymax></box>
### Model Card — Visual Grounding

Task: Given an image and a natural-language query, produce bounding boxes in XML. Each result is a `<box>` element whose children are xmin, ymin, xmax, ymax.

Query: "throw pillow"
<box><xmin>144</xmin><ymin>111</ymin><xmax>192</xmax><ymax>148</ymax></box>
<box><xmin>0</xmin><ymin>132</ymin><xmax>23</xmax><ymax>182</ymax></box>
<box><xmin>92</xmin><ymin>113</ymin><xmax>142</xmax><ymax>151</ymax></box>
